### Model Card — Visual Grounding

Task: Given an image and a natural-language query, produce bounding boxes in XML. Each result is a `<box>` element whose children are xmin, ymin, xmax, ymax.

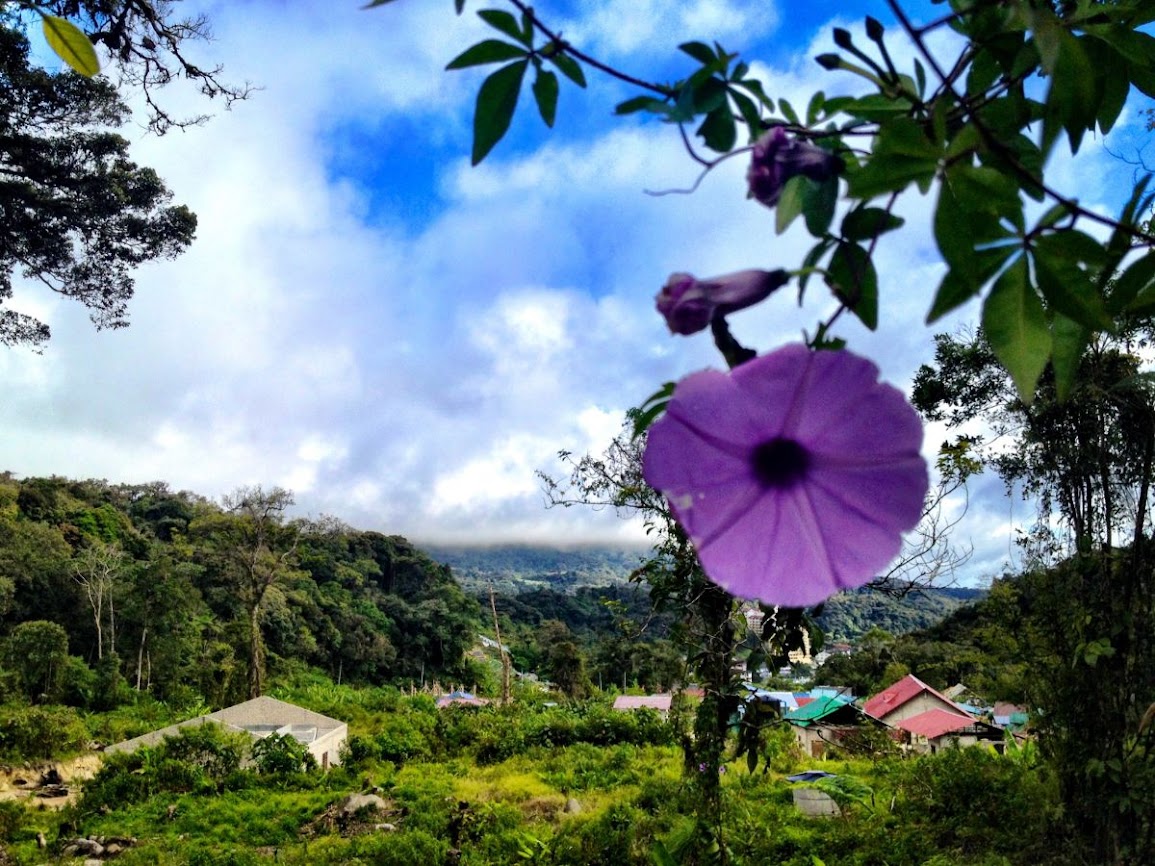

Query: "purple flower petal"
<box><xmin>643</xmin><ymin>344</ymin><xmax>929</xmax><ymax>606</ymax></box>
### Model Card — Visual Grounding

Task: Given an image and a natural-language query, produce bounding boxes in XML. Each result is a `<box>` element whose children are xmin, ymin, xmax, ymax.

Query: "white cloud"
<box><xmin>561</xmin><ymin>0</ymin><xmax>779</xmax><ymax>57</ymax></box>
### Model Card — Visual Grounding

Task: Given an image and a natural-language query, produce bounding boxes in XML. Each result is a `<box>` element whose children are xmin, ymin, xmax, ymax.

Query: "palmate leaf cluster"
<box><xmin>414</xmin><ymin>0</ymin><xmax>1155</xmax><ymax>403</ymax></box>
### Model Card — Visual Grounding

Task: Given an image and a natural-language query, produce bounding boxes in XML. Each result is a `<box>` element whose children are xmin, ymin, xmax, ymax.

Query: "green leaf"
<box><xmin>1050</xmin><ymin>314</ymin><xmax>1088</xmax><ymax>403</ymax></box>
<box><xmin>679</xmin><ymin>41</ymin><xmax>717</xmax><ymax>65</ymax></box>
<box><xmin>471</xmin><ymin>60</ymin><xmax>528</xmax><ymax>165</ymax></box>
<box><xmin>802</xmin><ymin>175</ymin><xmax>838</xmax><ymax>237</ymax></box>
<box><xmin>778</xmin><ymin>98</ymin><xmax>801</xmax><ymax>126</ymax></box>
<box><xmin>776</xmin><ymin>175</ymin><xmax>807</xmax><ymax>235</ymax></box>
<box><xmin>806</xmin><ymin>91</ymin><xmax>826</xmax><ymax>124</ymax></box>
<box><xmin>982</xmin><ymin>255</ymin><xmax>1051</xmax><ymax>403</ymax></box>
<box><xmin>840</xmin><ymin>93</ymin><xmax>915</xmax><ymax>122</ymax></box>
<box><xmin>1041</xmin><ymin>33</ymin><xmax>1097</xmax><ymax>154</ymax></box>
<box><xmin>547</xmin><ymin>51</ymin><xmax>586</xmax><ymax>88</ymax></box>
<box><xmin>826</xmin><ymin>242</ymin><xmax>878</xmax><ymax>330</ymax></box>
<box><xmin>846</xmin><ymin>155</ymin><xmax>937</xmax><ymax>199</ymax></box>
<box><xmin>950</xmin><ymin>165</ymin><xmax>1022</xmax><ymax>227</ymax></box>
<box><xmin>688</xmin><ymin>76</ymin><xmax>728</xmax><ymax>114</ymax></box>
<box><xmin>532</xmin><ymin>69</ymin><xmax>558</xmax><ymax>127</ymax></box>
<box><xmin>1119</xmin><ymin>253</ymin><xmax>1155</xmax><ymax>315</ymax></box>
<box><xmin>614</xmin><ymin>95</ymin><xmax>668</xmax><ymax>115</ymax></box>
<box><xmin>697</xmin><ymin>103</ymin><xmax>736</xmax><ymax>152</ymax></box>
<box><xmin>41</xmin><ymin>15</ymin><xmax>99</xmax><ymax>77</ymax></box>
<box><xmin>934</xmin><ymin>167</ymin><xmax>1019</xmax><ymax>281</ymax></box>
<box><xmin>1031</xmin><ymin>241</ymin><xmax>1113</xmax><ymax>331</ymax></box>
<box><xmin>478</xmin><ymin>9</ymin><xmax>531</xmax><ymax>46</ymax></box>
<box><xmin>730</xmin><ymin>89</ymin><xmax>762</xmax><ymax>142</ymax></box>
<box><xmin>798</xmin><ymin>240</ymin><xmax>834</xmax><ymax>297</ymax></box>
<box><xmin>447</xmin><ymin>39</ymin><xmax>527</xmax><ymax>70</ymax></box>
<box><xmin>841</xmin><ymin>207</ymin><xmax>904</xmax><ymax>242</ymax></box>
<box><xmin>1083</xmin><ymin>37</ymin><xmax>1130</xmax><ymax>134</ymax></box>
<box><xmin>926</xmin><ymin>246</ymin><xmax>1016</xmax><ymax>323</ymax></box>
<box><xmin>632</xmin><ymin>383</ymin><xmax>676</xmax><ymax>438</ymax></box>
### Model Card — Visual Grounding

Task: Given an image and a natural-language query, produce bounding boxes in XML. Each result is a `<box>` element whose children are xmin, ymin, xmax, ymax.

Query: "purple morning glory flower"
<box><xmin>657</xmin><ymin>270</ymin><xmax>788</xmax><ymax>335</ymax></box>
<box><xmin>747</xmin><ymin>127</ymin><xmax>842</xmax><ymax>208</ymax></box>
<box><xmin>642</xmin><ymin>344</ymin><xmax>928</xmax><ymax>607</ymax></box>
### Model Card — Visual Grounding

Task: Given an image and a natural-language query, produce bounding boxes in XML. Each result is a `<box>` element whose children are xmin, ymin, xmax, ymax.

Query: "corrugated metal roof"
<box><xmin>897</xmin><ymin>708</ymin><xmax>977</xmax><ymax>739</ymax></box>
<box><xmin>612</xmin><ymin>695</ymin><xmax>673</xmax><ymax>711</ymax></box>
<box><xmin>863</xmin><ymin>674</ymin><xmax>967</xmax><ymax>720</ymax></box>
<box><xmin>785</xmin><ymin>695</ymin><xmax>852</xmax><ymax>724</ymax></box>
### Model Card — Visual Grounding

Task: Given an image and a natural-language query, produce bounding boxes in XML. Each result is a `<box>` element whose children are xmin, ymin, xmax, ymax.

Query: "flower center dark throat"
<box><xmin>751</xmin><ymin>438</ymin><xmax>810</xmax><ymax>488</ymax></box>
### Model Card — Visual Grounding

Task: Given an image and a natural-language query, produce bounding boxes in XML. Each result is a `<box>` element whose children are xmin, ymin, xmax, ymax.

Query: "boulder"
<box><xmin>339</xmin><ymin>794</ymin><xmax>387</xmax><ymax>817</ymax></box>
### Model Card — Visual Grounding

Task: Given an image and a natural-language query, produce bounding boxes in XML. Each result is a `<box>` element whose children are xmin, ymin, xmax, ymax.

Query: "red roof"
<box><xmin>863</xmin><ymin>674</ymin><xmax>967</xmax><ymax>720</ymax></box>
<box><xmin>794</xmin><ymin>696</ymin><xmax>815</xmax><ymax>707</ymax></box>
<box><xmin>613</xmin><ymin>695</ymin><xmax>673</xmax><ymax>712</ymax></box>
<box><xmin>897</xmin><ymin>708</ymin><xmax>977</xmax><ymax>739</ymax></box>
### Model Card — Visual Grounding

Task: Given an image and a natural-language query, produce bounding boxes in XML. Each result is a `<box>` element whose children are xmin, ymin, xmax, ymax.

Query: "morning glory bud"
<box><xmin>746</xmin><ymin>127</ymin><xmax>842</xmax><ymax>208</ymax></box>
<box><xmin>657</xmin><ymin>269</ymin><xmax>788</xmax><ymax>335</ymax></box>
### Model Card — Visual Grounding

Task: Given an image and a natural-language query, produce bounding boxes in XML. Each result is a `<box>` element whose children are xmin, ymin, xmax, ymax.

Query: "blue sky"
<box><xmin>2</xmin><ymin>0</ymin><xmax>1151</xmax><ymax>584</ymax></box>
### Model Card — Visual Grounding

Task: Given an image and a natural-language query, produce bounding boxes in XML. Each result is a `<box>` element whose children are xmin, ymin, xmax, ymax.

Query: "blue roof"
<box><xmin>787</xmin><ymin>770</ymin><xmax>837</xmax><ymax>783</ymax></box>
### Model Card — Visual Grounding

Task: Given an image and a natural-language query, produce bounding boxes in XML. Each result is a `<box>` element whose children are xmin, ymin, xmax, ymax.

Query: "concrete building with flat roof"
<box><xmin>105</xmin><ymin>696</ymin><xmax>347</xmax><ymax>769</ymax></box>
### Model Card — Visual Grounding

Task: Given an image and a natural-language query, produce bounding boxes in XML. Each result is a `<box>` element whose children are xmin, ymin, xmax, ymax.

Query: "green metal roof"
<box><xmin>784</xmin><ymin>695</ymin><xmax>854</xmax><ymax>726</ymax></box>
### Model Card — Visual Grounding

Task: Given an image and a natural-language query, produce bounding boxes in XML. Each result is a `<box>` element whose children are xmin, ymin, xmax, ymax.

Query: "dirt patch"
<box><xmin>0</xmin><ymin>754</ymin><xmax>103</xmax><ymax>808</ymax></box>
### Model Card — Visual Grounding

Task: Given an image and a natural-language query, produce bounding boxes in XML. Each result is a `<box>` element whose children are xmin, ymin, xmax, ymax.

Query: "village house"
<box><xmin>863</xmin><ymin>674</ymin><xmax>971</xmax><ymax>725</ymax></box>
<box><xmin>105</xmin><ymin>696</ymin><xmax>347</xmax><ymax>770</ymax></box>
<box><xmin>895</xmin><ymin>707</ymin><xmax>1007</xmax><ymax>754</ymax></box>
<box><xmin>784</xmin><ymin>695</ymin><xmax>887</xmax><ymax>758</ymax></box>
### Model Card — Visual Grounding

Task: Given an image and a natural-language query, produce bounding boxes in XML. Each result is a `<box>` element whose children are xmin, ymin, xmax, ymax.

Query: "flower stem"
<box><xmin>711</xmin><ymin>318</ymin><xmax>757</xmax><ymax>370</ymax></box>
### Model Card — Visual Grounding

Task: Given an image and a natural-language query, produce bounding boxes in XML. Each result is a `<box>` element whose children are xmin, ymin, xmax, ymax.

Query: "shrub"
<box><xmin>251</xmin><ymin>732</ymin><xmax>317</xmax><ymax>775</ymax></box>
<box><xmin>0</xmin><ymin>704</ymin><xmax>90</xmax><ymax>760</ymax></box>
<box><xmin>0</xmin><ymin>799</ymin><xmax>25</xmax><ymax>842</ymax></box>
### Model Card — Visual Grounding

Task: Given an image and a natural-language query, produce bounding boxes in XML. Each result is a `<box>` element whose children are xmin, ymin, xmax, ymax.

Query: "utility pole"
<box><xmin>489</xmin><ymin>583</ymin><xmax>511</xmax><ymax>705</ymax></box>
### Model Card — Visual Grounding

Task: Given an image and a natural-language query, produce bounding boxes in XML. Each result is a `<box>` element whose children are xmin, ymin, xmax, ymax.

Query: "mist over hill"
<box><xmin>422</xmin><ymin>543</ymin><xmax>984</xmax><ymax>644</ymax></box>
<box><xmin>421</xmin><ymin>543</ymin><xmax>650</xmax><ymax>595</ymax></box>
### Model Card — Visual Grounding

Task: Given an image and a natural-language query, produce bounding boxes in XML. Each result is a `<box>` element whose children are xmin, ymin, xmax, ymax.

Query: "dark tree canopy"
<box><xmin>0</xmin><ymin>23</ymin><xmax>195</xmax><ymax>347</ymax></box>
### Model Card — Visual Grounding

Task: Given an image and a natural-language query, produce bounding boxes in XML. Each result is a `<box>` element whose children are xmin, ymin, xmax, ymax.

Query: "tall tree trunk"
<box><xmin>248</xmin><ymin>604</ymin><xmax>264</xmax><ymax>699</ymax></box>
<box><xmin>136</xmin><ymin>627</ymin><xmax>147</xmax><ymax>691</ymax></box>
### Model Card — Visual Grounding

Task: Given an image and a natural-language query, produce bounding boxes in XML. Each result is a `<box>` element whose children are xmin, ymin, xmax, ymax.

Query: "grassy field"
<box><xmin>0</xmin><ymin>686</ymin><xmax>1055</xmax><ymax>866</ymax></box>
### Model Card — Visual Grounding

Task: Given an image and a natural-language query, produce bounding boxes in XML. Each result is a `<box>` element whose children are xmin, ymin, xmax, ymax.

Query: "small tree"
<box><xmin>4</xmin><ymin>619</ymin><xmax>69</xmax><ymax>702</ymax></box>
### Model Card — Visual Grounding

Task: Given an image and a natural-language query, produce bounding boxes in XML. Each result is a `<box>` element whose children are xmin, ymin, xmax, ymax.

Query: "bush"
<box><xmin>0</xmin><ymin>704</ymin><xmax>90</xmax><ymax>760</ymax></box>
<box><xmin>0</xmin><ymin>800</ymin><xmax>25</xmax><ymax>842</ymax></box>
<box><xmin>81</xmin><ymin>723</ymin><xmax>252</xmax><ymax>812</ymax></box>
<box><xmin>889</xmin><ymin>747</ymin><xmax>1054</xmax><ymax>859</ymax></box>
<box><xmin>251</xmin><ymin>732</ymin><xmax>317</xmax><ymax>775</ymax></box>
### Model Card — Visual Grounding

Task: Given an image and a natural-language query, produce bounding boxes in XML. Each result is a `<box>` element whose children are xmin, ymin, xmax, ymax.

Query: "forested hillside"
<box><xmin>0</xmin><ymin>474</ymin><xmax>481</xmax><ymax>709</ymax></box>
<box><xmin>0</xmin><ymin>473</ymin><xmax>986</xmax><ymax>714</ymax></box>
<box><xmin>815</xmin><ymin>575</ymin><xmax>1033</xmax><ymax>702</ymax></box>
<box><xmin>814</xmin><ymin>584</ymin><xmax>985</xmax><ymax>643</ymax></box>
